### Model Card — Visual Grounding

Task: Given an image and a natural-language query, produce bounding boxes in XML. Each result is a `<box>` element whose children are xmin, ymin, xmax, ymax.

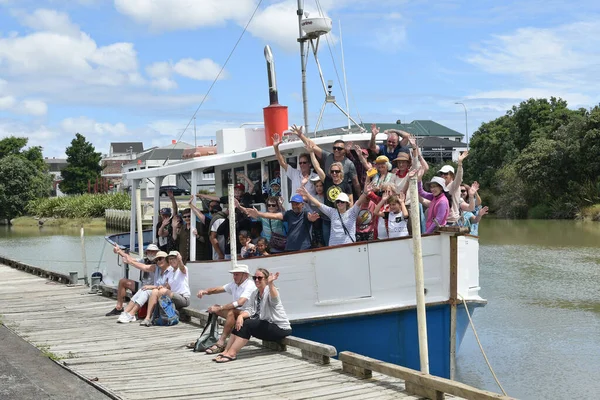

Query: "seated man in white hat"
<box><xmin>106</xmin><ymin>243</ymin><xmax>160</xmax><ymax>316</ymax></box>
<box><xmin>189</xmin><ymin>264</ymin><xmax>256</xmax><ymax>353</ymax></box>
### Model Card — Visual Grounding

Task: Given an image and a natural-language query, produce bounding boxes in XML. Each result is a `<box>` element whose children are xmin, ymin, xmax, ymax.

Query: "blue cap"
<box><xmin>160</xmin><ymin>207</ymin><xmax>172</xmax><ymax>215</ymax></box>
<box><xmin>290</xmin><ymin>194</ymin><xmax>304</xmax><ymax>203</ymax></box>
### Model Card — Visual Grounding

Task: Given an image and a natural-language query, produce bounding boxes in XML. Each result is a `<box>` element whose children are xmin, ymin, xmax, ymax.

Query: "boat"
<box><xmin>101</xmin><ymin>4</ymin><xmax>486</xmax><ymax>379</ymax></box>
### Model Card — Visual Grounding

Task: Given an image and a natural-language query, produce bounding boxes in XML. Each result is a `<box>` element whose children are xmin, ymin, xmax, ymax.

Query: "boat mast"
<box><xmin>297</xmin><ymin>0</ymin><xmax>310</xmax><ymax>134</ymax></box>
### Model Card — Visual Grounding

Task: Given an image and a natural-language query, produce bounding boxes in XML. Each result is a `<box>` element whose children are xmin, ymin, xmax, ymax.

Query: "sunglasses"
<box><xmin>155</xmin><ymin>257</ymin><xmax>166</xmax><ymax>261</ymax></box>
<box><xmin>267</xmin><ymin>204</ymin><xmax>277</xmax><ymax>207</ymax></box>
<box><xmin>332</xmin><ymin>146</ymin><xmax>344</xmax><ymax>151</ymax></box>
<box><xmin>299</xmin><ymin>161</ymin><xmax>309</xmax><ymax>164</ymax></box>
<box><xmin>252</xmin><ymin>276</ymin><xmax>264</xmax><ymax>282</ymax></box>
<box><xmin>335</xmin><ymin>200</ymin><xmax>346</xmax><ymax>204</ymax></box>
<box><xmin>330</xmin><ymin>170</ymin><xmax>341</xmax><ymax>174</ymax></box>
<box><xmin>439</xmin><ymin>172</ymin><xmax>449</xmax><ymax>176</ymax></box>
<box><xmin>460</xmin><ymin>190</ymin><xmax>466</xmax><ymax>193</ymax></box>
<box><xmin>183</xmin><ymin>215</ymin><xmax>191</xmax><ymax>219</ymax></box>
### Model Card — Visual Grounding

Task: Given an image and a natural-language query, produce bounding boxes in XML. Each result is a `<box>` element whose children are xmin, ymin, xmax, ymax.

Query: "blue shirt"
<box><xmin>378</xmin><ymin>143</ymin><xmax>410</xmax><ymax>161</ymax></box>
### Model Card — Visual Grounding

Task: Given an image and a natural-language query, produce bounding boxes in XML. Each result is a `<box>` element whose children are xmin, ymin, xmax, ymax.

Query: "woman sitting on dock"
<box><xmin>214</xmin><ymin>268</ymin><xmax>291</xmax><ymax>363</ymax></box>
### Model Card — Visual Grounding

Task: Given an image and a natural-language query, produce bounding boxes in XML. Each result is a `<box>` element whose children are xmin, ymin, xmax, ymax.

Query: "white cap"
<box><xmin>335</xmin><ymin>192</ymin><xmax>350</xmax><ymax>203</ymax></box>
<box><xmin>228</xmin><ymin>264</ymin><xmax>250</xmax><ymax>274</ymax></box>
<box><xmin>429</xmin><ymin>176</ymin><xmax>448</xmax><ymax>192</ymax></box>
<box><xmin>309</xmin><ymin>175</ymin><xmax>322</xmax><ymax>182</ymax></box>
<box><xmin>438</xmin><ymin>165</ymin><xmax>455</xmax><ymax>174</ymax></box>
<box><xmin>146</xmin><ymin>244</ymin><xmax>159</xmax><ymax>251</ymax></box>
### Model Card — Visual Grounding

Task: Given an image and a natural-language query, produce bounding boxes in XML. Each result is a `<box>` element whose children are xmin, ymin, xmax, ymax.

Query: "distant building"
<box><xmin>121</xmin><ymin>142</ymin><xmax>215</xmax><ymax>196</ymax></box>
<box><xmin>317</xmin><ymin>120</ymin><xmax>467</xmax><ymax>163</ymax></box>
<box><xmin>44</xmin><ymin>157</ymin><xmax>68</xmax><ymax>197</ymax></box>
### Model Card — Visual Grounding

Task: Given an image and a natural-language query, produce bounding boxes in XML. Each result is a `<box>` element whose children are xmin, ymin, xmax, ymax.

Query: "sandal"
<box><xmin>214</xmin><ymin>355</ymin><xmax>237</xmax><ymax>363</ymax></box>
<box><xmin>205</xmin><ymin>343</ymin><xmax>225</xmax><ymax>354</ymax></box>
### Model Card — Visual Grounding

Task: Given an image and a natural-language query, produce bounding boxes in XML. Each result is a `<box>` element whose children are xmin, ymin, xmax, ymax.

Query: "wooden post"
<box><xmin>136</xmin><ymin>188</ymin><xmax>144</xmax><ymax>259</ymax></box>
<box><xmin>408</xmin><ymin>175</ymin><xmax>429</xmax><ymax>373</ymax></box>
<box><xmin>80</xmin><ymin>227</ymin><xmax>88</xmax><ymax>285</ymax></box>
<box><xmin>228</xmin><ymin>184</ymin><xmax>237</xmax><ymax>265</ymax></box>
<box><xmin>190</xmin><ymin>169</ymin><xmax>197</xmax><ymax>262</ymax></box>
<box><xmin>449</xmin><ymin>235</ymin><xmax>458</xmax><ymax>380</ymax></box>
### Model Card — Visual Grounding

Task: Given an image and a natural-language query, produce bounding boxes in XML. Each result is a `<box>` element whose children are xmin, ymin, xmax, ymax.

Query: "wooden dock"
<box><xmin>0</xmin><ymin>262</ymin><xmax>511</xmax><ymax>400</ymax></box>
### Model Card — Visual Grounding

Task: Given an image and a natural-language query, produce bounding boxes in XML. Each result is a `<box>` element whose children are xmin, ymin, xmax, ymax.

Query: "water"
<box><xmin>1</xmin><ymin>220</ymin><xmax>599</xmax><ymax>399</ymax></box>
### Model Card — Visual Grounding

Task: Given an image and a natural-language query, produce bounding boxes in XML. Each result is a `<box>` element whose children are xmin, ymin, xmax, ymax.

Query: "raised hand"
<box><xmin>307</xmin><ymin>212</ymin><xmax>320</xmax><ymax>222</ymax></box>
<box><xmin>354</xmin><ymin>144</ymin><xmax>362</xmax><ymax>153</ymax></box>
<box><xmin>458</xmin><ymin>150</ymin><xmax>469</xmax><ymax>163</ymax></box>
<box><xmin>290</xmin><ymin>124</ymin><xmax>304</xmax><ymax>137</ymax></box>
<box><xmin>296</xmin><ymin>186</ymin><xmax>308</xmax><ymax>197</ymax></box>
<box><xmin>272</xmin><ymin>133</ymin><xmax>282</xmax><ymax>147</ymax></box>
<box><xmin>408</xmin><ymin>134</ymin><xmax>417</xmax><ymax>149</ymax></box>
<box><xmin>301</xmin><ymin>176</ymin><xmax>309</xmax><ymax>187</ymax></box>
<box><xmin>267</xmin><ymin>272</ymin><xmax>279</xmax><ymax>284</ymax></box>
<box><xmin>172</xmin><ymin>216</ymin><xmax>179</xmax><ymax>229</ymax></box>
<box><xmin>479</xmin><ymin>206</ymin><xmax>489</xmax><ymax>217</ymax></box>
<box><xmin>188</xmin><ymin>195</ymin><xmax>195</xmax><ymax>205</ymax></box>
<box><xmin>167</xmin><ymin>190</ymin><xmax>174</xmax><ymax>199</ymax></box>
<box><xmin>245</xmin><ymin>207</ymin><xmax>259</xmax><ymax>218</ymax></box>
<box><xmin>371</xmin><ymin>123</ymin><xmax>379</xmax><ymax>136</ymax></box>
<box><xmin>398</xmin><ymin>192</ymin><xmax>406</xmax><ymax>203</ymax></box>
<box><xmin>305</xmin><ymin>142</ymin><xmax>315</xmax><ymax>153</ymax></box>
<box><xmin>345</xmin><ymin>141</ymin><xmax>353</xmax><ymax>152</ymax></box>
<box><xmin>364</xmin><ymin>182</ymin><xmax>374</xmax><ymax>195</ymax></box>
<box><xmin>469</xmin><ymin>181</ymin><xmax>480</xmax><ymax>197</ymax></box>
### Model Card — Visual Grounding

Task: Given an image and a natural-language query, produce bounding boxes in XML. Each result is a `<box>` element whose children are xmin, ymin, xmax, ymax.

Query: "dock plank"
<box><xmin>0</xmin><ymin>264</ymin><xmax>457</xmax><ymax>400</ymax></box>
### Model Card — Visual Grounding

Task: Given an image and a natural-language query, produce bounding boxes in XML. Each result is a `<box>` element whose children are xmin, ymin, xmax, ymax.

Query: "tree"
<box><xmin>59</xmin><ymin>133</ymin><xmax>103</xmax><ymax>195</ymax></box>
<box><xmin>0</xmin><ymin>155</ymin><xmax>52</xmax><ymax>221</ymax></box>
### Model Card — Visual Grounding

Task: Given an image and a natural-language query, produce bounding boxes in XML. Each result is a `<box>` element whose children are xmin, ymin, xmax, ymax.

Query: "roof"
<box><xmin>135</xmin><ymin>142</ymin><xmax>195</xmax><ymax>162</ymax></box>
<box><xmin>418</xmin><ymin>136</ymin><xmax>467</xmax><ymax>148</ymax></box>
<box><xmin>316</xmin><ymin>120</ymin><xmax>464</xmax><ymax>138</ymax></box>
<box><xmin>110</xmin><ymin>142</ymin><xmax>144</xmax><ymax>154</ymax></box>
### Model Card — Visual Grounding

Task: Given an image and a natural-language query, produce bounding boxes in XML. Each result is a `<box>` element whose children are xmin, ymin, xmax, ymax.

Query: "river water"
<box><xmin>1</xmin><ymin>220</ymin><xmax>599</xmax><ymax>399</ymax></box>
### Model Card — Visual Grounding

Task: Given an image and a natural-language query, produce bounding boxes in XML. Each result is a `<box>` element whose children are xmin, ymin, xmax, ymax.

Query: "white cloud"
<box><xmin>114</xmin><ymin>0</ymin><xmax>257</xmax><ymax>31</ymax></box>
<box><xmin>61</xmin><ymin>116</ymin><xmax>129</xmax><ymax>137</ymax></box>
<box><xmin>15</xmin><ymin>8</ymin><xmax>81</xmax><ymax>37</ymax></box>
<box><xmin>0</xmin><ymin>96</ymin><xmax>17</xmax><ymax>110</ymax></box>
<box><xmin>17</xmin><ymin>99</ymin><xmax>48</xmax><ymax>116</ymax></box>
<box><xmin>172</xmin><ymin>58</ymin><xmax>225</xmax><ymax>80</ymax></box>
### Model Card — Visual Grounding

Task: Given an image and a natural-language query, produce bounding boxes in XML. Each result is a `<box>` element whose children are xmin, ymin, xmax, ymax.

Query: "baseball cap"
<box><xmin>290</xmin><ymin>194</ymin><xmax>304</xmax><ymax>203</ymax></box>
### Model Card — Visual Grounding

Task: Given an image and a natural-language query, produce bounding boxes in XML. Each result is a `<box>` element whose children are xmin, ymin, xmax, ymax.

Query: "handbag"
<box><xmin>268</xmin><ymin>220</ymin><xmax>287</xmax><ymax>251</ymax></box>
<box><xmin>193</xmin><ymin>313</ymin><xmax>219</xmax><ymax>352</ymax></box>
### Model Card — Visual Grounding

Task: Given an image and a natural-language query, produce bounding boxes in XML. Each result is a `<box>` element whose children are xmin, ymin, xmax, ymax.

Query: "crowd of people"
<box><xmin>103</xmin><ymin>124</ymin><xmax>488</xmax><ymax>361</ymax></box>
<box><xmin>158</xmin><ymin>124</ymin><xmax>488</xmax><ymax>261</ymax></box>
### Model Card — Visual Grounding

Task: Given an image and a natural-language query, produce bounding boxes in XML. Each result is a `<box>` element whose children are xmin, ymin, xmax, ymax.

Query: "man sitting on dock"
<box><xmin>188</xmin><ymin>264</ymin><xmax>256</xmax><ymax>354</ymax></box>
<box><xmin>117</xmin><ymin>251</ymin><xmax>173</xmax><ymax>323</ymax></box>
<box><xmin>105</xmin><ymin>243</ymin><xmax>159</xmax><ymax>316</ymax></box>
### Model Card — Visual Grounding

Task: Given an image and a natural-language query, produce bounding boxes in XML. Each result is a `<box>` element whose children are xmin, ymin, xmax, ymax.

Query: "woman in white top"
<box><xmin>139</xmin><ymin>250</ymin><xmax>190</xmax><ymax>327</ymax></box>
<box><xmin>298</xmin><ymin>182</ymin><xmax>372</xmax><ymax>246</ymax></box>
<box><xmin>214</xmin><ymin>268</ymin><xmax>291</xmax><ymax>363</ymax></box>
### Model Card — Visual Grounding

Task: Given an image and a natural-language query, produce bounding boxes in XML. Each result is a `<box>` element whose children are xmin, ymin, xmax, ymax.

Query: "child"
<box><xmin>374</xmin><ymin>192</ymin><xmax>409</xmax><ymax>239</ymax></box>
<box><xmin>239</xmin><ymin>230</ymin><xmax>256</xmax><ymax>258</ymax></box>
<box><xmin>254</xmin><ymin>237</ymin><xmax>270</xmax><ymax>257</ymax></box>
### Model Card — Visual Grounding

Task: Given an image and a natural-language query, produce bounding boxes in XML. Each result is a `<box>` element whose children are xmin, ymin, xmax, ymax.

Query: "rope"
<box><xmin>160</xmin><ymin>0</ymin><xmax>265</xmax><ymax>165</ymax></box>
<box><xmin>458</xmin><ymin>294</ymin><xmax>508</xmax><ymax>396</ymax></box>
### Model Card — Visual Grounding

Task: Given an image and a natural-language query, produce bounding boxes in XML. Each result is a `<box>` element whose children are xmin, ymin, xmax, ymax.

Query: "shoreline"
<box><xmin>8</xmin><ymin>216</ymin><xmax>106</xmax><ymax>228</ymax></box>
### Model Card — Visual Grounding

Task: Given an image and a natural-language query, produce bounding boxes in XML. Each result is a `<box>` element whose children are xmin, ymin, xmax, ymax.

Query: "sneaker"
<box><xmin>105</xmin><ymin>307</ymin><xmax>123</xmax><ymax>317</ymax></box>
<box><xmin>139</xmin><ymin>319</ymin><xmax>152</xmax><ymax>327</ymax></box>
<box><xmin>117</xmin><ymin>313</ymin><xmax>136</xmax><ymax>323</ymax></box>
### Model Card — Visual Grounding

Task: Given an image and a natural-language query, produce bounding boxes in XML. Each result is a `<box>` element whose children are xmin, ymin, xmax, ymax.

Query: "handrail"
<box><xmin>339</xmin><ymin>351</ymin><xmax>513</xmax><ymax>400</ymax></box>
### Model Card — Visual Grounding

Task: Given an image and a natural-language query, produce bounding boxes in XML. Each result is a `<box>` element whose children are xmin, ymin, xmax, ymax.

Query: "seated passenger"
<box><xmin>189</xmin><ymin>264</ymin><xmax>256</xmax><ymax>354</ymax></box>
<box><xmin>138</xmin><ymin>250</ymin><xmax>191</xmax><ymax>327</ymax></box>
<box><xmin>105</xmin><ymin>243</ymin><xmax>159</xmax><ymax>316</ymax></box>
<box><xmin>117</xmin><ymin>251</ymin><xmax>173</xmax><ymax>323</ymax></box>
<box><xmin>243</xmin><ymin>194</ymin><xmax>319</xmax><ymax>252</ymax></box>
<box><xmin>298</xmin><ymin>182</ymin><xmax>372</xmax><ymax>246</ymax></box>
<box><xmin>254</xmin><ymin>237</ymin><xmax>270</xmax><ymax>256</ymax></box>
<box><xmin>374</xmin><ymin>192</ymin><xmax>409</xmax><ymax>239</ymax></box>
<box><xmin>213</xmin><ymin>269</ymin><xmax>292</xmax><ymax>363</ymax></box>
<box><xmin>239</xmin><ymin>230</ymin><xmax>256</xmax><ymax>258</ymax></box>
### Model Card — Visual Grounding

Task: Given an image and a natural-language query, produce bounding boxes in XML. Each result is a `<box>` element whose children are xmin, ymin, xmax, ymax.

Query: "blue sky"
<box><xmin>1</xmin><ymin>0</ymin><xmax>599</xmax><ymax>158</ymax></box>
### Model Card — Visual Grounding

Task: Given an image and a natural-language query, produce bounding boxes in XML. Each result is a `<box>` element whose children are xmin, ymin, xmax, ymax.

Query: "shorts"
<box><xmin>171</xmin><ymin>293</ymin><xmax>190</xmax><ymax>309</ymax></box>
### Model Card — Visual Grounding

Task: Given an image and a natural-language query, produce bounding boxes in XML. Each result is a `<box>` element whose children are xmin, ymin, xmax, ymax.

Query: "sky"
<box><xmin>1</xmin><ymin>0</ymin><xmax>599</xmax><ymax>158</ymax></box>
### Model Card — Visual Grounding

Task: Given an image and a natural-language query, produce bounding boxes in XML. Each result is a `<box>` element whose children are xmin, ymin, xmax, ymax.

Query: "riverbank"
<box><xmin>9</xmin><ymin>216</ymin><xmax>106</xmax><ymax>228</ymax></box>
<box><xmin>579</xmin><ymin>204</ymin><xmax>600</xmax><ymax>221</ymax></box>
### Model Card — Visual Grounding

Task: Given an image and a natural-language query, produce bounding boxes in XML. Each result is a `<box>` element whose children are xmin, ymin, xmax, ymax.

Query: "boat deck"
<box><xmin>0</xmin><ymin>264</ymin><xmax>448</xmax><ymax>400</ymax></box>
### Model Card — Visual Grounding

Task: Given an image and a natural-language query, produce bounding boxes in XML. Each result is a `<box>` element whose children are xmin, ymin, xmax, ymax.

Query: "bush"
<box><xmin>527</xmin><ymin>204</ymin><xmax>553</xmax><ymax>219</ymax></box>
<box><xmin>26</xmin><ymin>193</ymin><xmax>131</xmax><ymax>218</ymax></box>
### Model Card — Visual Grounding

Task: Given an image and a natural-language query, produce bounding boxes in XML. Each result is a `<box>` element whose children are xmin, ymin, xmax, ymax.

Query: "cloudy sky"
<box><xmin>1</xmin><ymin>0</ymin><xmax>599</xmax><ymax>158</ymax></box>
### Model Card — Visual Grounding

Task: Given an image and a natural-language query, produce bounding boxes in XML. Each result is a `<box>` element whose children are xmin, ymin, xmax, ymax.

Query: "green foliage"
<box><xmin>59</xmin><ymin>133</ymin><xmax>103</xmax><ymax>195</ymax></box>
<box><xmin>465</xmin><ymin>98</ymin><xmax>600</xmax><ymax>219</ymax></box>
<box><xmin>0</xmin><ymin>155</ymin><xmax>52</xmax><ymax>220</ymax></box>
<box><xmin>26</xmin><ymin>193</ymin><xmax>131</xmax><ymax>218</ymax></box>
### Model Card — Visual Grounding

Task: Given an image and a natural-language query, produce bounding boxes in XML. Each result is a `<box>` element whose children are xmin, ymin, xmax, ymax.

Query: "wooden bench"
<box><xmin>339</xmin><ymin>351</ymin><xmax>513</xmax><ymax>400</ymax></box>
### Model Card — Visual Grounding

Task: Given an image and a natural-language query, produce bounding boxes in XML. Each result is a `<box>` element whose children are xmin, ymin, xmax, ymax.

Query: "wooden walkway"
<box><xmin>0</xmin><ymin>264</ymin><xmax>432</xmax><ymax>400</ymax></box>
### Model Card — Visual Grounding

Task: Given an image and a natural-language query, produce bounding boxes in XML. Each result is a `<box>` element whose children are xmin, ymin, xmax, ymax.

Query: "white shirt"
<box><xmin>319</xmin><ymin>203</ymin><xmax>360</xmax><ymax>246</ymax></box>
<box><xmin>153</xmin><ymin>266</ymin><xmax>173</xmax><ymax>287</ymax></box>
<box><xmin>168</xmin><ymin>267</ymin><xmax>191</xmax><ymax>297</ymax></box>
<box><xmin>378</xmin><ymin>211</ymin><xmax>408</xmax><ymax>239</ymax></box>
<box><xmin>210</xmin><ymin>218</ymin><xmax>226</xmax><ymax>260</ymax></box>
<box><xmin>286</xmin><ymin>166</ymin><xmax>318</xmax><ymax>198</ymax></box>
<box><xmin>223</xmin><ymin>277</ymin><xmax>256</xmax><ymax>312</ymax></box>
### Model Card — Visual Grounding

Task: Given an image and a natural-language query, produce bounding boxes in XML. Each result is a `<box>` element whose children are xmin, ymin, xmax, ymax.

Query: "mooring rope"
<box><xmin>458</xmin><ymin>294</ymin><xmax>508</xmax><ymax>396</ymax></box>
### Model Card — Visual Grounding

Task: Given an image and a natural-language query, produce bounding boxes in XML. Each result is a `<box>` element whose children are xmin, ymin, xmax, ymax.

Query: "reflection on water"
<box><xmin>0</xmin><ymin>225</ymin><xmax>110</xmax><ymax>276</ymax></box>
<box><xmin>1</xmin><ymin>219</ymin><xmax>600</xmax><ymax>399</ymax></box>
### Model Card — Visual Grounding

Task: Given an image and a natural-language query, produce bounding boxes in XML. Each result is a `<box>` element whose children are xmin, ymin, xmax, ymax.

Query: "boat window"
<box><xmin>234</xmin><ymin>166</ymin><xmax>245</xmax><ymax>190</ymax></box>
<box><xmin>221</xmin><ymin>168</ymin><xmax>232</xmax><ymax>195</ymax></box>
<box><xmin>247</xmin><ymin>162</ymin><xmax>261</xmax><ymax>196</ymax></box>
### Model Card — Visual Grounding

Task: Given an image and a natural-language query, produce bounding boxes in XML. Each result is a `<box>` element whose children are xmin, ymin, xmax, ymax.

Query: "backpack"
<box><xmin>152</xmin><ymin>295</ymin><xmax>179</xmax><ymax>326</ymax></box>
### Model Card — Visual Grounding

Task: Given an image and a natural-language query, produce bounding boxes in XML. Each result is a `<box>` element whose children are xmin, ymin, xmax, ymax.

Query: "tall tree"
<box><xmin>60</xmin><ymin>133</ymin><xmax>103</xmax><ymax>195</ymax></box>
<box><xmin>0</xmin><ymin>155</ymin><xmax>52</xmax><ymax>221</ymax></box>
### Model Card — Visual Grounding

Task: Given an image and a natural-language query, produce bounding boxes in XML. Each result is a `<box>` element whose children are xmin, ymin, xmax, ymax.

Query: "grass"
<box><xmin>577</xmin><ymin>204</ymin><xmax>600</xmax><ymax>221</ymax></box>
<box><xmin>36</xmin><ymin>344</ymin><xmax>78</xmax><ymax>361</ymax></box>
<box><xmin>11</xmin><ymin>216</ymin><xmax>106</xmax><ymax>228</ymax></box>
